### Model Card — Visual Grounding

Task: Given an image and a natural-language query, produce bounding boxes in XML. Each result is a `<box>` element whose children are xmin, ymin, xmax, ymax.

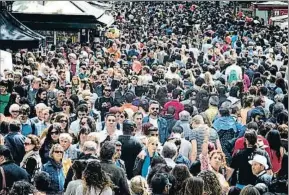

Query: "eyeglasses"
<box><xmin>104</xmin><ymin>89</ymin><xmax>111</xmax><ymax>92</ymax></box>
<box><xmin>59</xmin><ymin>94</ymin><xmax>65</xmax><ymax>97</ymax></box>
<box><xmin>19</xmin><ymin>111</ymin><xmax>28</xmax><ymax>115</ymax></box>
<box><xmin>60</xmin><ymin>120</ymin><xmax>68</xmax><ymax>123</ymax></box>
<box><xmin>24</xmin><ymin>142</ymin><xmax>32</xmax><ymax>146</ymax></box>
<box><xmin>51</xmin><ymin>131</ymin><xmax>59</xmax><ymax>135</ymax></box>
<box><xmin>151</xmin><ymin>107</ymin><xmax>159</xmax><ymax>110</ymax></box>
<box><xmin>54</xmin><ymin>151</ymin><xmax>64</xmax><ymax>154</ymax></box>
<box><xmin>150</xmin><ymin>133</ymin><xmax>159</xmax><ymax>137</ymax></box>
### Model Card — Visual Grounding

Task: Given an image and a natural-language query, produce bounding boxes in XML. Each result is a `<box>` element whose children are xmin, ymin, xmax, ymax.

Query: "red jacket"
<box><xmin>233</xmin><ymin>136</ymin><xmax>271</xmax><ymax>158</ymax></box>
<box><xmin>163</xmin><ymin>100</ymin><xmax>184</xmax><ymax>120</ymax></box>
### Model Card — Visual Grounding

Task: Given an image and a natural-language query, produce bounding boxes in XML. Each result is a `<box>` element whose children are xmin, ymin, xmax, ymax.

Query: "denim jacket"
<box><xmin>143</xmin><ymin>115</ymin><xmax>168</xmax><ymax>144</ymax></box>
<box><xmin>42</xmin><ymin>158</ymin><xmax>65</xmax><ymax>193</ymax></box>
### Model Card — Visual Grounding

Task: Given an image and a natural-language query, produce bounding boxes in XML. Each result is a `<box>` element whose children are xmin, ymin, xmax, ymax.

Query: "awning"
<box><xmin>12</xmin><ymin>1</ymin><xmax>114</xmax><ymax>28</ymax></box>
<box><xmin>0</xmin><ymin>11</ymin><xmax>45</xmax><ymax>49</ymax></box>
<box><xmin>254</xmin><ymin>1</ymin><xmax>288</xmax><ymax>10</ymax></box>
<box><xmin>270</xmin><ymin>15</ymin><xmax>288</xmax><ymax>22</ymax></box>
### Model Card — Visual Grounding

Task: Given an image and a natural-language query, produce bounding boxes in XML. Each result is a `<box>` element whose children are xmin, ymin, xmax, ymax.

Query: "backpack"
<box><xmin>228</xmin><ymin>69</ymin><xmax>238</xmax><ymax>83</ymax></box>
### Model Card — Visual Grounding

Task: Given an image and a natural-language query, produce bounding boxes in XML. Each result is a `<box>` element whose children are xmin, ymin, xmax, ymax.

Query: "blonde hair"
<box><xmin>148</xmin><ymin>136</ymin><xmax>158</xmax><ymax>145</ymax></box>
<box><xmin>49</xmin><ymin>144</ymin><xmax>64</xmax><ymax>158</ymax></box>
<box><xmin>209</xmin><ymin>150</ymin><xmax>227</xmax><ymax>167</ymax></box>
<box><xmin>130</xmin><ymin>176</ymin><xmax>149</xmax><ymax>195</ymax></box>
<box><xmin>59</xmin><ymin>133</ymin><xmax>73</xmax><ymax>143</ymax></box>
<box><xmin>204</xmin><ymin>71</ymin><xmax>213</xmax><ymax>85</ymax></box>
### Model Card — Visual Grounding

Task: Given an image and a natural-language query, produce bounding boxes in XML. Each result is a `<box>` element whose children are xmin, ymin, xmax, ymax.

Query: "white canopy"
<box><xmin>12</xmin><ymin>1</ymin><xmax>114</xmax><ymax>27</ymax></box>
<box><xmin>270</xmin><ymin>15</ymin><xmax>288</xmax><ymax>22</ymax></box>
<box><xmin>255</xmin><ymin>1</ymin><xmax>288</xmax><ymax>5</ymax></box>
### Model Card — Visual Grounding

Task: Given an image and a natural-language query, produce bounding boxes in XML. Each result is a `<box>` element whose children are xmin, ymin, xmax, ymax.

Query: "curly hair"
<box><xmin>197</xmin><ymin>170</ymin><xmax>222</xmax><ymax>195</ymax></box>
<box><xmin>82</xmin><ymin>160</ymin><xmax>112</xmax><ymax>193</ymax></box>
<box><xmin>9</xmin><ymin>181</ymin><xmax>36</xmax><ymax>195</ymax></box>
<box><xmin>183</xmin><ymin>177</ymin><xmax>204</xmax><ymax>195</ymax></box>
<box><xmin>130</xmin><ymin>176</ymin><xmax>149</xmax><ymax>195</ymax></box>
<box><xmin>147</xmin><ymin>163</ymin><xmax>172</xmax><ymax>186</ymax></box>
<box><xmin>278</xmin><ymin>124</ymin><xmax>288</xmax><ymax>139</ymax></box>
<box><xmin>26</xmin><ymin>134</ymin><xmax>41</xmax><ymax>151</ymax></box>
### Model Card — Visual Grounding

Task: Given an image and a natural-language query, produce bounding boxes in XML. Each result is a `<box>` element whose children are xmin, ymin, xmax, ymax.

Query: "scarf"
<box><xmin>141</xmin><ymin>150</ymin><xmax>158</xmax><ymax>177</ymax></box>
<box><xmin>20</xmin><ymin>150</ymin><xmax>40</xmax><ymax>168</ymax></box>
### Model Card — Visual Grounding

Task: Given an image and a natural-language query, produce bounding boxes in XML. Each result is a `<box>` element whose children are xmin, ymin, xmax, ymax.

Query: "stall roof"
<box><xmin>271</xmin><ymin>15</ymin><xmax>288</xmax><ymax>22</ymax></box>
<box><xmin>254</xmin><ymin>1</ymin><xmax>288</xmax><ymax>10</ymax></box>
<box><xmin>0</xmin><ymin>11</ymin><xmax>45</xmax><ymax>49</ymax></box>
<box><xmin>12</xmin><ymin>1</ymin><xmax>114</xmax><ymax>27</ymax></box>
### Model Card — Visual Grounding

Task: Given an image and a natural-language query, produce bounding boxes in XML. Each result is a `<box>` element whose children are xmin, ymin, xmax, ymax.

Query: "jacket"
<box><xmin>100</xmin><ymin>160</ymin><xmax>131</xmax><ymax>195</ymax></box>
<box><xmin>255</xmin><ymin>171</ymin><xmax>272</xmax><ymax>186</ymax></box>
<box><xmin>143</xmin><ymin>115</ymin><xmax>169</xmax><ymax>144</ymax></box>
<box><xmin>163</xmin><ymin>100</ymin><xmax>184</xmax><ymax>120</ymax></box>
<box><xmin>114</xmin><ymin>89</ymin><xmax>133</xmax><ymax>107</ymax></box>
<box><xmin>4</xmin><ymin>132</ymin><xmax>26</xmax><ymax>165</ymax></box>
<box><xmin>42</xmin><ymin>158</ymin><xmax>65</xmax><ymax>193</ymax></box>
<box><xmin>0</xmin><ymin>160</ymin><xmax>29</xmax><ymax>191</ymax></box>
<box><xmin>118</xmin><ymin>135</ymin><xmax>143</xmax><ymax>179</ymax></box>
<box><xmin>162</xmin><ymin>114</ymin><xmax>177</xmax><ymax>135</ymax></box>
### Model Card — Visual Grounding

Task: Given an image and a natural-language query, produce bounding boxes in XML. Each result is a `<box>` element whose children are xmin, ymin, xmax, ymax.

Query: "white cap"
<box><xmin>249</xmin><ymin>154</ymin><xmax>268</xmax><ymax>169</ymax></box>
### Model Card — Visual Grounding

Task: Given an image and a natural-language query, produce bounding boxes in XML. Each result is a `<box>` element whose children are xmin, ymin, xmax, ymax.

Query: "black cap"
<box><xmin>123</xmin><ymin>120</ymin><xmax>136</xmax><ymax>134</ymax></box>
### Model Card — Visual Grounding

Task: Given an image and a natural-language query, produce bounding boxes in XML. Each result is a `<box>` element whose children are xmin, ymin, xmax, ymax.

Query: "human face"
<box><xmin>19</xmin><ymin>110</ymin><xmax>28</xmax><ymax>122</ymax></box>
<box><xmin>103</xmin><ymin>87</ymin><xmax>111</xmax><ymax>96</ymax></box>
<box><xmin>114</xmin><ymin>145</ymin><xmax>122</xmax><ymax>159</ymax></box>
<box><xmin>32</xmin><ymin>81</ymin><xmax>40</xmax><ymax>89</ymax></box>
<box><xmin>10</xmin><ymin>108</ymin><xmax>20</xmax><ymax>118</ymax></box>
<box><xmin>57</xmin><ymin>92</ymin><xmax>65</xmax><ymax>101</ymax></box>
<box><xmin>60</xmin><ymin>117</ymin><xmax>68</xmax><ymax>129</ymax></box>
<box><xmin>80</xmin><ymin>118</ymin><xmax>88</xmax><ymax>127</ymax></box>
<box><xmin>62</xmin><ymin>102</ymin><xmax>70</xmax><ymax>113</ymax></box>
<box><xmin>251</xmin><ymin>161</ymin><xmax>264</xmax><ymax>176</ymax></box>
<box><xmin>52</xmin><ymin>147</ymin><xmax>64</xmax><ymax>162</ymax></box>
<box><xmin>51</xmin><ymin>129</ymin><xmax>60</xmax><ymax>141</ymax></box>
<box><xmin>0</xmin><ymin>86</ymin><xmax>7</xmax><ymax>94</ymax></box>
<box><xmin>15</xmin><ymin>95</ymin><xmax>21</xmax><ymax>104</ymax></box>
<box><xmin>148</xmin><ymin>141</ymin><xmax>158</xmax><ymax>154</ymax></box>
<box><xmin>60</xmin><ymin>138</ymin><xmax>71</xmax><ymax>151</ymax></box>
<box><xmin>40</xmin><ymin>91</ymin><xmax>47</xmax><ymax>100</ymax></box>
<box><xmin>106</xmin><ymin>116</ymin><xmax>116</xmax><ymax>129</ymax></box>
<box><xmin>210</xmin><ymin>153</ymin><xmax>222</xmax><ymax>171</ymax></box>
<box><xmin>149</xmin><ymin>131</ymin><xmax>159</xmax><ymax>138</ymax></box>
<box><xmin>78</xmin><ymin>111</ymin><xmax>87</xmax><ymax>119</ymax></box>
<box><xmin>149</xmin><ymin>104</ymin><xmax>159</xmax><ymax>116</ymax></box>
<box><xmin>133</xmin><ymin>114</ymin><xmax>143</xmax><ymax>126</ymax></box>
<box><xmin>131</xmin><ymin>77</ymin><xmax>138</xmax><ymax>85</ymax></box>
<box><xmin>118</xmin><ymin>113</ymin><xmax>126</xmax><ymax>123</ymax></box>
<box><xmin>42</xmin><ymin>110</ymin><xmax>50</xmax><ymax>122</ymax></box>
<box><xmin>120</xmin><ymin>81</ymin><xmax>128</xmax><ymax>90</ymax></box>
<box><xmin>24</xmin><ymin>138</ymin><xmax>35</xmax><ymax>152</ymax></box>
<box><xmin>80</xmin><ymin>132</ymin><xmax>89</xmax><ymax>144</ymax></box>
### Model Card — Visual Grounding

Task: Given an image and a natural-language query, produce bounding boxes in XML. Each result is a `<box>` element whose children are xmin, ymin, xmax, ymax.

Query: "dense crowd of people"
<box><xmin>0</xmin><ymin>1</ymin><xmax>288</xmax><ymax>195</ymax></box>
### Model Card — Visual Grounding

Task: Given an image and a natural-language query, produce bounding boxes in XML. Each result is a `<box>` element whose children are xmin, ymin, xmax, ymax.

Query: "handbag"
<box><xmin>0</xmin><ymin>167</ymin><xmax>7</xmax><ymax>195</ymax></box>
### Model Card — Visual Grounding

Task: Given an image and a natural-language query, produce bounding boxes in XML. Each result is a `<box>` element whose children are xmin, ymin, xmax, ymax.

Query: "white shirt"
<box><xmin>263</xmin><ymin>96</ymin><xmax>274</xmax><ymax>111</ymax></box>
<box><xmin>225</xmin><ymin>64</ymin><xmax>242</xmax><ymax>81</ymax></box>
<box><xmin>99</xmin><ymin>129</ymin><xmax>123</xmax><ymax>143</ymax></box>
<box><xmin>70</xmin><ymin>119</ymin><xmax>80</xmax><ymax>135</ymax></box>
<box><xmin>149</xmin><ymin>117</ymin><xmax>158</xmax><ymax>128</ymax></box>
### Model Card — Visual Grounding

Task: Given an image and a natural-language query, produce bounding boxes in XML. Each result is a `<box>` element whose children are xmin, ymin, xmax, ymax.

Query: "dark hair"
<box><xmin>229</xmin><ymin>86</ymin><xmax>240</xmax><ymax>98</ymax></box>
<box><xmin>167</xmin><ymin>106</ymin><xmax>176</xmax><ymax>115</ymax></box>
<box><xmin>4</xmin><ymin>92</ymin><xmax>19</xmax><ymax>116</ymax></box>
<box><xmin>35</xmin><ymin>88</ymin><xmax>48</xmax><ymax>105</ymax></box>
<box><xmin>76</xmin><ymin>104</ymin><xmax>88</xmax><ymax>116</ymax></box>
<box><xmin>124</xmin><ymin>91</ymin><xmax>135</xmax><ymax>103</ymax></box>
<box><xmin>183</xmin><ymin>177</ymin><xmax>204</xmax><ymax>195</ymax></box>
<box><xmin>228</xmin><ymin>186</ymin><xmax>241</xmax><ymax>195</ymax></box>
<box><xmin>33</xmin><ymin>171</ymin><xmax>51</xmax><ymax>192</ymax></box>
<box><xmin>147</xmin><ymin>164</ymin><xmax>172</xmax><ymax>186</ymax></box>
<box><xmin>83</xmin><ymin>160</ymin><xmax>112</xmax><ymax>191</ymax></box>
<box><xmin>244</xmin><ymin>130</ymin><xmax>257</xmax><ymax>147</ymax></box>
<box><xmin>172</xmin><ymin>89</ymin><xmax>182</xmax><ymax>99</ymax></box>
<box><xmin>0</xmin><ymin>145</ymin><xmax>13</xmax><ymax>161</ymax></box>
<box><xmin>26</xmin><ymin>134</ymin><xmax>41</xmax><ymax>151</ymax></box>
<box><xmin>80</xmin><ymin>116</ymin><xmax>96</xmax><ymax>132</ymax></box>
<box><xmin>197</xmin><ymin>170</ymin><xmax>222</xmax><ymax>195</ymax></box>
<box><xmin>266</xmin><ymin>130</ymin><xmax>282</xmax><ymax>160</ymax></box>
<box><xmin>78</xmin><ymin>126</ymin><xmax>92</xmax><ymax>143</ymax></box>
<box><xmin>54</xmin><ymin>113</ymin><xmax>69</xmax><ymax>132</ymax></box>
<box><xmin>142</xmin><ymin>122</ymin><xmax>154</xmax><ymax>136</ymax></box>
<box><xmin>72</xmin><ymin>160</ymin><xmax>87</xmax><ymax>180</ymax></box>
<box><xmin>259</xmin><ymin>86</ymin><xmax>268</xmax><ymax>96</ymax></box>
<box><xmin>9</xmin><ymin>181</ymin><xmax>36</xmax><ymax>195</ymax></box>
<box><xmin>9</xmin><ymin>120</ymin><xmax>21</xmax><ymax>132</ymax></box>
<box><xmin>150</xmin><ymin>156</ymin><xmax>166</xmax><ymax>168</ymax></box>
<box><xmin>247</xmin><ymin>122</ymin><xmax>258</xmax><ymax>131</ymax></box>
<box><xmin>45</xmin><ymin>123</ymin><xmax>62</xmax><ymax>144</ymax></box>
<box><xmin>100</xmin><ymin>141</ymin><xmax>116</xmax><ymax>161</ymax></box>
<box><xmin>171</xmin><ymin>164</ymin><xmax>191</xmax><ymax>193</ymax></box>
<box><xmin>150</xmin><ymin>173</ymin><xmax>171</xmax><ymax>194</ymax></box>
<box><xmin>62</xmin><ymin>99</ymin><xmax>75</xmax><ymax>114</ymax></box>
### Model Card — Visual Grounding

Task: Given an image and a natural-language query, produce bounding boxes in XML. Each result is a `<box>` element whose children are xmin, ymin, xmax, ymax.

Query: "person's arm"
<box><xmin>191</xmin><ymin>139</ymin><xmax>197</xmax><ymax>162</ymax></box>
<box><xmin>216</xmin><ymin>139</ymin><xmax>223</xmax><ymax>152</ymax></box>
<box><xmin>25</xmin><ymin>158</ymin><xmax>37</xmax><ymax>176</ymax></box>
<box><xmin>200</xmin><ymin>127</ymin><xmax>210</xmax><ymax>170</ymax></box>
<box><xmin>119</xmin><ymin>169</ymin><xmax>131</xmax><ymax>195</ymax></box>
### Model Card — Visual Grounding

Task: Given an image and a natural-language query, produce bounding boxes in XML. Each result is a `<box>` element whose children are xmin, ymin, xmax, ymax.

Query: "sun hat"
<box><xmin>248</xmin><ymin>154</ymin><xmax>269</xmax><ymax>169</ymax></box>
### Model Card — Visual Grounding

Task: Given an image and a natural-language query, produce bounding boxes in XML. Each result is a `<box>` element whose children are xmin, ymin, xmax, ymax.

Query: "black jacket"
<box><xmin>64</xmin><ymin>153</ymin><xmax>98</xmax><ymax>189</ymax></box>
<box><xmin>0</xmin><ymin>160</ymin><xmax>29</xmax><ymax>191</ymax></box>
<box><xmin>95</xmin><ymin>96</ymin><xmax>114</xmax><ymax>121</ymax></box>
<box><xmin>162</xmin><ymin>114</ymin><xmax>177</xmax><ymax>135</ymax></box>
<box><xmin>4</xmin><ymin>132</ymin><xmax>26</xmax><ymax>165</ymax></box>
<box><xmin>255</xmin><ymin>171</ymin><xmax>272</xmax><ymax>186</ymax></box>
<box><xmin>100</xmin><ymin>160</ymin><xmax>131</xmax><ymax>195</ymax></box>
<box><xmin>118</xmin><ymin>135</ymin><xmax>143</xmax><ymax>179</ymax></box>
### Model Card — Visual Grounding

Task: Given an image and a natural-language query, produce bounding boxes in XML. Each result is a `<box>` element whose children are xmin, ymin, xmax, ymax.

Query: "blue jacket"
<box><xmin>143</xmin><ymin>115</ymin><xmax>168</xmax><ymax>144</ymax></box>
<box><xmin>42</xmin><ymin>158</ymin><xmax>65</xmax><ymax>193</ymax></box>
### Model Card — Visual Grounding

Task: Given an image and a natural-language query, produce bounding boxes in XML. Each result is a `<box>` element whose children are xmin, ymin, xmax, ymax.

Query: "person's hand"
<box><xmin>137</xmin><ymin>150</ymin><xmax>146</xmax><ymax>160</ymax></box>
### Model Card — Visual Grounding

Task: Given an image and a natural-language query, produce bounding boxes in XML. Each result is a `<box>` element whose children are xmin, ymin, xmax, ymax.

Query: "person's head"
<box><xmin>9</xmin><ymin>120</ymin><xmax>21</xmax><ymax>133</ymax></box>
<box><xmin>49</xmin><ymin>144</ymin><xmax>64</xmax><ymax>162</ymax></box>
<box><xmin>103</xmin><ymin>85</ymin><xmax>112</xmax><ymax>97</ymax></box>
<box><xmin>9</xmin><ymin>181</ymin><xmax>36</xmax><ymax>195</ymax></box>
<box><xmin>249</xmin><ymin>154</ymin><xmax>269</xmax><ymax>176</ymax></box>
<box><xmin>0</xmin><ymin>145</ymin><xmax>13</xmax><ymax>164</ymax></box>
<box><xmin>54</xmin><ymin>113</ymin><xmax>69</xmax><ymax>131</ymax></box>
<box><xmin>113</xmin><ymin>141</ymin><xmax>122</xmax><ymax>160</ymax></box>
<box><xmin>82</xmin><ymin>160</ymin><xmax>111</xmax><ymax>190</ymax></box>
<box><xmin>209</xmin><ymin>150</ymin><xmax>226</xmax><ymax>172</ymax></box>
<box><xmin>162</xmin><ymin>142</ymin><xmax>178</xmax><ymax>160</ymax></box>
<box><xmin>240</xmin><ymin>185</ymin><xmax>260</xmax><ymax>195</ymax></box>
<box><xmin>133</xmin><ymin>111</ymin><xmax>143</xmax><ymax>126</ymax></box>
<box><xmin>36</xmin><ymin>88</ymin><xmax>47</xmax><ymax>103</ymax></box>
<box><xmin>35</xmin><ymin>103</ymin><xmax>47</xmax><ymax>119</ymax></box>
<box><xmin>62</xmin><ymin>99</ymin><xmax>75</xmax><ymax>114</ymax></box>
<box><xmin>71</xmin><ymin>160</ymin><xmax>87</xmax><ymax>180</ymax></box>
<box><xmin>59</xmin><ymin>133</ymin><xmax>72</xmax><ymax>151</ymax></box>
<box><xmin>122</xmin><ymin>120</ymin><xmax>137</xmax><ymax>135</ymax></box>
<box><xmin>46</xmin><ymin>123</ymin><xmax>62</xmax><ymax>143</ymax></box>
<box><xmin>147</xmin><ymin>136</ymin><xmax>159</xmax><ymax>154</ymax></box>
<box><xmin>183</xmin><ymin>177</ymin><xmax>204</xmax><ymax>195</ymax></box>
<box><xmin>76</xmin><ymin>104</ymin><xmax>88</xmax><ymax>119</ymax></box>
<box><xmin>228</xmin><ymin>186</ymin><xmax>241</xmax><ymax>195</ymax></box>
<box><xmin>278</xmin><ymin>124</ymin><xmax>288</xmax><ymax>139</ymax></box>
<box><xmin>42</xmin><ymin>107</ymin><xmax>52</xmax><ymax>123</ymax></box>
<box><xmin>31</xmin><ymin>77</ymin><xmax>41</xmax><ymax>89</ymax></box>
<box><xmin>130</xmin><ymin>176</ymin><xmax>149</xmax><ymax>195</ymax></box>
<box><xmin>119</xmin><ymin>77</ymin><xmax>129</xmax><ymax>90</ymax></box>
<box><xmin>33</xmin><ymin>171</ymin><xmax>50</xmax><ymax>192</ymax></box>
<box><xmin>191</xmin><ymin>115</ymin><xmax>204</xmax><ymax>128</ymax></box>
<box><xmin>8</xmin><ymin>92</ymin><xmax>20</xmax><ymax>105</ymax></box>
<box><xmin>171</xmin><ymin>164</ymin><xmax>191</xmax><ymax>191</ymax></box>
<box><xmin>151</xmin><ymin>173</ymin><xmax>172</xmax><ymax>194</ymax></box>
<box><xmin>9</xmin><ymin>104</ymin><xmax>20</xmax><ymax>118</ymax></box>
<box><xmin>0</xmin><ymin>80</ymin><xmax>8</xmax><ymax>94</ymax></box>
<box><xmin>24</xmin><ymin>134</ymin><xmax>41</xmax><ymax>153</ymax></box>
<box><xmin>244</xmin><ymin>130</ymin><xmax>258</xmax><ymax>148</ymax></box>
<box><xmin>179</xmin><ymin>110</ymin><xmax>190</xmax><ymax>122</ymax></box>
<box><xmin>79</xmin><ymin>116</ymin><xmax>96</xmax><ymax>132</ymax></box>
<box><xmin>100</xmin><ymin>141</ymin><xmax>115</xmax><ymax>161</ymax></box>
<box><xmin>209</xmin><ymin>96</ymin><xmax>219</xmax><ymax>107</ymax></box>
<box><xmin>172</xmin><ymin>88</ymin><xmax>182</xmax><ymax>100</ymax></box>
<box><xmin>19</xmin><ymin>104</ymin><xmax>30</xmax><ymax>122</ymax></box>
<box><xmin>78</xmin><ymin>126</ymin><xmax>91</xmax><ymax>145</ymax></box>
<box><xmin>124</xmin><ymin>91</ymin><xmax>135</xmax><ymax>103</ymax></box>
<box><xmin>105</xmin><ymin>113</ymin><xmax>117</xmax><ymax>129</ymax></box>
<box><xmin>82</xmin><ymin>140</ymin><xmax>98</xmax><ymax>156</ymax></box>
<box><xmin>197</xmin><ymin>170</ymin><xmax>222</xmax><ymax>195</ymax></box>
<box><xmin>117</xmin><ymin>110</ymin><xmax>128</xmax><ymax>124</ymax></box>
<box><xmin>149</xmin><ymin>100</ymin><xmax>160</xmax><ymax>116</ymax></box>
<box><xmin>254</xmin><ymin>183</ymin><xmax>268</xmax><ymax>194</ymax></box>
<box><xmin>148</xmin><ymin>126</ymin><xmax>159</xmax><ymax>138</ymax></box>
<box><xmin>166</xmin><ymin>106</ymin><xmax>175</xmax><ymax>116</ymax></box>
<box><xmin>243</xmin><ymin>95</ymin><xmax>254</xmax><ymax>108</ymax></box>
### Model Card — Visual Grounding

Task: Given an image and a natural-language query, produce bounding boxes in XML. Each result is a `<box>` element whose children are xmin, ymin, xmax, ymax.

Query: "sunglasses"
<box><xmin>104</xmin><ymin>89</ymin><xmax>111</xmax><ymax>92</ymax></box>
<box><xmin>11</xmin><ymin>110</ymin><xmax>19</xmax><ymax>113</ymax></box>
<box><xmin>120</xmin><ymin>83</ymin><xmax>127</xmax><ymax>85</ymax></box>
<box><xmin>151</xmin><ymin>107</ymin><xmax>159</xmax><ymax>110</ymax></box>
<box><xmin>51</xmin><ymin>131</ymin><xmax>59</xmax><ymax>135</ymax></box>
<box><xmin>60</xmin><ymin>120</ymin><xmax>68</xmax><ymax>123</ymax></box>
<box><xmin>54</xmin><ymin>151</ymin><xmax>64</xmax><ymax>154</ymax></box>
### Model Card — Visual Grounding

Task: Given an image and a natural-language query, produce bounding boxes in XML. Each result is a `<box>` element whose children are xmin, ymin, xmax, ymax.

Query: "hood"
<box><xmin>163</xmin><ymin>114</ymin><xmax>175</xmax><ymax>120</ymax></box>
<box><xmin>213</xmin><ymin>116</ymin><xmax>237</xmax><ymax>132</ymax></box>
